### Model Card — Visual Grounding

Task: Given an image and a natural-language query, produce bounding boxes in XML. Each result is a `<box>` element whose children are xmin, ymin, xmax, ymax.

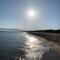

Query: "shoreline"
<box><xmin>27</xmin><ymin>32</ymin><xmax>60</xmax><ymax>45</ymax></box>
<box><xmin>27</xmin><ymin>32</ymin><xmax>60</xmax><ymax>54</ymax></box>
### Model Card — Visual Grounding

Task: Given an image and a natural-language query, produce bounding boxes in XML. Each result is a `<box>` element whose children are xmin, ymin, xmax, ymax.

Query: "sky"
<box><xmin>0</xmin><ymin>0</ymin><xmax>60</xmax><ymax>30</ymax></box>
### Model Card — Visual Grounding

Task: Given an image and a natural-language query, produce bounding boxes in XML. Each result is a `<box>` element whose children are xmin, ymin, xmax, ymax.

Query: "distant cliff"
<box><xmin>27</xmin><ymin>29</ymin><xmax>60</xmax><ymax>33</ymax></box>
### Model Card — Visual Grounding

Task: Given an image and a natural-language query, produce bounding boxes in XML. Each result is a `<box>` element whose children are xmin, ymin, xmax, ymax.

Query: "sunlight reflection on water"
<box><xmin>19</xmin><ymin>33</ymin><xmax>49</xmax><ymax>60</ymax></box>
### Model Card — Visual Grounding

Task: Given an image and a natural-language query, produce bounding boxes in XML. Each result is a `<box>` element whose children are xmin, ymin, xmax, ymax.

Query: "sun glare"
<box><xmin>27</xmin><ymin>10</ymin><xmax>35</xmax><ymax>18</ymax></box>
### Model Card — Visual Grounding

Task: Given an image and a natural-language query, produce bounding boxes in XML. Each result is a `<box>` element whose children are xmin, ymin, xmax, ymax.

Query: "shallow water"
<box><xmin>0</xmin><ymin>31</ymin><xmax>60</xmax><ymax>60</ymax></box>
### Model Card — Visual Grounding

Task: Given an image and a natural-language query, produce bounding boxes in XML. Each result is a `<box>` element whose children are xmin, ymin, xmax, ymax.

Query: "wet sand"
<box><xmin>28</xmin><ymin>33</ymin><xmax>60</xmax><ymax>60</ymax></box>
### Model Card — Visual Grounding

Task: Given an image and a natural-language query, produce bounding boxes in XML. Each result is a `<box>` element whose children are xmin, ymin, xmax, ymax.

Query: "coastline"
<box><xmin>27</xmin><ymin>32</ymin><xmax>60</xmax><ymax>54</ymax></box>
<box><xmin>27</xmin><ymin>32</ymin><xmax>60</xmax><ymax>44</ymax></box>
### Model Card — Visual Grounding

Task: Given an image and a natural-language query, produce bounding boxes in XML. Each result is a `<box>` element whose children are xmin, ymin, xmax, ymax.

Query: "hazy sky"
<box><xmin>0</xmin><ymin>0</ymin><xmax>60</xmax><ymax>30</ymax></box>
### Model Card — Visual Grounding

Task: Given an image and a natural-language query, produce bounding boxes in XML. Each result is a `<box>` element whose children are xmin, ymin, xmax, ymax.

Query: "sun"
<box><xmin>27</xmin><ymin>10</ymin><xmax>35</xmax><ymax>17</ymax></box>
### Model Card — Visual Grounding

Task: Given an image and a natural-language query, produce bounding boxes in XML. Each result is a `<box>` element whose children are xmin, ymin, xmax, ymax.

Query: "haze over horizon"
<box><xmin>0</xmin><ymin>0</ymin><xmax>60</xmax><ymax>30</ymax></box>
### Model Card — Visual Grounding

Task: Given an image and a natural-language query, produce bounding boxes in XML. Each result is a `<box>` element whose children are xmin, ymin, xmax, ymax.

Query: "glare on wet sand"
<box><xmin>23</xmin><ymin>34</ymin><xmax>49</xmax><ymax>60</ymax></box>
